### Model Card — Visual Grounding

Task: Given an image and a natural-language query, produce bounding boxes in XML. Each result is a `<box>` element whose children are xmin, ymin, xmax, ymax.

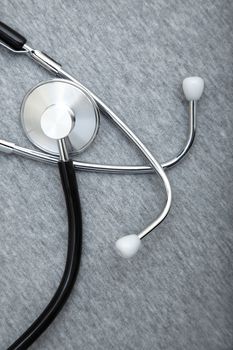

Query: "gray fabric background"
<box><xmin>0</xmin><ymin>0</ymin><xmax>233</xmax><ymax>349</ymax></box>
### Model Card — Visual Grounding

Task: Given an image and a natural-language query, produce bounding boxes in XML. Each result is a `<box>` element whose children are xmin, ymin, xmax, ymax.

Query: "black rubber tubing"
<box><xmin>0</xmin><ymin>21</ymin><xmax>26</xmax><ymax>51</ymax></box>
<box><xmin>7</xmin><ymin>160</ymin><xmax>82</xmax><ymax>349</ymax></box>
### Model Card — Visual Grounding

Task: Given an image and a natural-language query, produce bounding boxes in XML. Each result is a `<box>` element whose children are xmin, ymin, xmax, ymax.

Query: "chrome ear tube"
<box><xmin>0</xmin><ymin>21</ymin><xmax>204</xmax><ymax>349</ymax></box>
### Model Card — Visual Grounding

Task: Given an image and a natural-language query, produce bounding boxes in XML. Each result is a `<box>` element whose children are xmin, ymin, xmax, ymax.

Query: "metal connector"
<box><xmin>0</xmin><ymin>40</ymin><xmax>27</xmax><ymax>54</ymax></box>
<box><xmin>24</xmin><ymin>44</ymin><xmax>62</xmax><ymax>74</ymax></box>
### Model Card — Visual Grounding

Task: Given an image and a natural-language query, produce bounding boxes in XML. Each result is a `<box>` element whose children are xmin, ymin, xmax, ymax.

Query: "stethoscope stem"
<box><xmin>58</xmin><ymin>139</ymin><xmax>69</xmax><ymax>162</ymax></box>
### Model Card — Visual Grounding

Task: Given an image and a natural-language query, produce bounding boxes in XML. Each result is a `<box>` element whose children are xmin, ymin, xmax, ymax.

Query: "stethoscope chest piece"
<box><xmin>21</xmin><ymin>79</ymin><xmax>100</xmax><ymax>155</ymax></box>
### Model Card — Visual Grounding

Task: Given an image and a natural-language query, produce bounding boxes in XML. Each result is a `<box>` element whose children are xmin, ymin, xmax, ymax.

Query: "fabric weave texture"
<box><xmin>0</xmin><ymin>1</ymin><xmax>232</xmax><ymax>349</ymax></box>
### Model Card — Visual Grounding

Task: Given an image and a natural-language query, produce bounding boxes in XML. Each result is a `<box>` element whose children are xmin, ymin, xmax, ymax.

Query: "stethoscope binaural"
<box><xmin>0</xmin><ymin>21</ymin><xmax>204</xmax><ymax>349</ymax></box>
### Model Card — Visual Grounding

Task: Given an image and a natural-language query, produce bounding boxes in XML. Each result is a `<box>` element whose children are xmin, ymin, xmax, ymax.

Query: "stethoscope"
<box><xmin>0</xmin><ymin>21</ymin><xmax>204</xmax><ymax>349</ymax></box>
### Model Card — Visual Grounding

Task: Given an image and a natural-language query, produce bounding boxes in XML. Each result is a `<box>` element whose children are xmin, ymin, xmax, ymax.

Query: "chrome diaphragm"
<box><xmin>21</xmin><ymin>79</ymin><xmax>100</xmax><ymax>155</ymax></box>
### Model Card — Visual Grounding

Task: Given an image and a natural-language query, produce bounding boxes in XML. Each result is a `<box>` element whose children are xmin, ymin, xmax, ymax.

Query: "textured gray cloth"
<box><xmin>0</xmin><ymin>0</ymin><xmax>233</xmax><ymax>349</ymax></box>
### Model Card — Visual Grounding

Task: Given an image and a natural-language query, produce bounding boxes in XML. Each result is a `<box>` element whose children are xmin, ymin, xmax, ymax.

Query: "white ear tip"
<box><xmin>182</xmin><ymin>76</ymin><xmax>204</xmax><ymax>101</ymax></box>
<box><xmin>115</xmin><ymin>234</ymin><xmax>141</xmax><ymax>258</ymax></box>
